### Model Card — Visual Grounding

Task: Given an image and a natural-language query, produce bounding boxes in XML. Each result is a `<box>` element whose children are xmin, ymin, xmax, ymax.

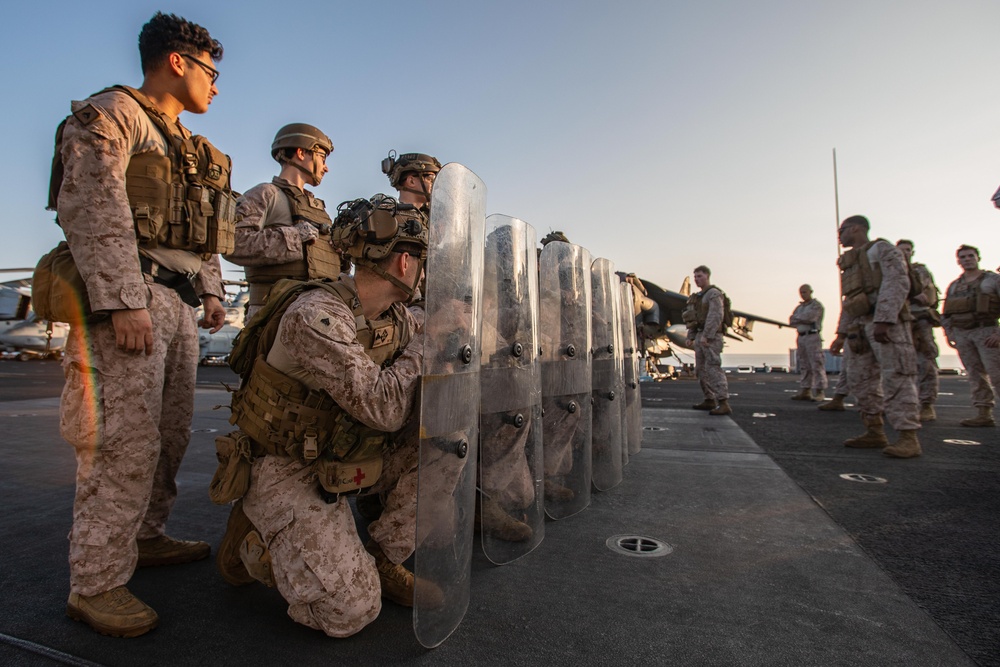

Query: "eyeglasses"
<box><xmin>182</xmin><ymin>54</ymin><xmax>220</xmax><ymax>84</ymax></box>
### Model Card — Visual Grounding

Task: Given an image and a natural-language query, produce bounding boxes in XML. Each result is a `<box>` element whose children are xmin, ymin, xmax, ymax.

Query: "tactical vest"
<box><xmin>839</xmin><ymin>240</ymin><xmax>885</xmax><ymax>318</ymax></box>
<box><xmin>682</xmin><ymin>286</ymin><xmax>730</xmax><ymax>334</ymax></box>
<box><xmin>244</xmin><ymin>181</ymin><xmax>341</xmax><ymax>305</ymax></box>
<box><xmin>229</xmin><ymin>279</ymin><xmax>411</xmax><ymax>495</ymax></box>
<box><xmin>49</xmin><ymin>85</ymin><xmax>237</xmax><ymax>256</ymax></box>
<box><xmin>942</xmin><ymin>273</ymin><xmax>1000</xmax><ymax>329</ymax></box>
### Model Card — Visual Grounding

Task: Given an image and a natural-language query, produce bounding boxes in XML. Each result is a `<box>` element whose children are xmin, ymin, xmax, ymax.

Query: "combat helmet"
<box><xmin>382</xmin><ymin>151</ymin><xmax>441</xmax><ymax>187</ymax></box>
<box><xmin>271</xmin><ymin>123</ymin><xmax>334</xmax><ymax>162</ymax></box>
<box><xmin>332</xmin><ymin>195</ymin><xmax>428</xmax><ymax>297</ymax></box>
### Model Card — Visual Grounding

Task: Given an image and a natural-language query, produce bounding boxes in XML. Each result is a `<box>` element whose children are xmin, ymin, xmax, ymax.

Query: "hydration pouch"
<box><xmin>31</xmin><ymin>241</ymin><xmax>100</xmax><ymax>325</ymax></box>
<box><xmin>209</xmin><ymin>431</ymin><xmax>255</xmax><ymax>505</ymax></box>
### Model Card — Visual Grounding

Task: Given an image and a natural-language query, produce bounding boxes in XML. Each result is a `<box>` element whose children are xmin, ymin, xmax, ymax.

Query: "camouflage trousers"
<box><xmin>912</xmin><ymin>318</ymin><xmax>940</xmax><ymax>404</ymax></box>
<box><xmin>61</xmin><ymin>283</ymin><xmax>198</xmax><ymax>596</ymax></box>
<box><xmin>833</xmin><ymin>357</ymin><xmax>849</xmax><ymax>395</ymax></box>
<box><xmin>797</xmin><ymin>333</ymin><xmax>828</xmax><ymax>391</ymax></box>
<box><xmin>480</xmin><ymin>410</ymin><xmax>537</xmax><ymax>512</ymax></box>
<box><xmin>242</xmin><ymin>456</ymin><xmax>381</xmax><ymax>638</ymax></box>
<box><xmin>845</xmin><ymin>318</ymin><xmax>920</xmax><ymax>431</ymax></box>
<box><xmin>695</xmin><ymin>335</ymin><xmax>728</xmax><ymax>400</ymax></box>
<box><xmin>952</xmin><ymin>326</ymin><xmax>1000</xmax><ymax>408</ymax></box>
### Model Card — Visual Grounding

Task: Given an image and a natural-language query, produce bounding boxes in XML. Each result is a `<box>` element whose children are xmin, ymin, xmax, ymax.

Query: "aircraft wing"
<box><xmin>633</xmin><ymin>277</ymin><xmax>788</xmax><ymax>358</ymax></box>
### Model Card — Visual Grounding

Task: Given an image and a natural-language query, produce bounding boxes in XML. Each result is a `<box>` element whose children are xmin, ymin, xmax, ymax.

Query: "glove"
<box><xmin>294</xmin><ymin>221</ymin><xmax>318</xmax><ymax>246</ymax></box>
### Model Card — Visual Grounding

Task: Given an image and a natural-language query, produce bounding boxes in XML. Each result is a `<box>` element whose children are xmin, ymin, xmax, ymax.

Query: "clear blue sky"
<box><xmin>3</xmin><ymin>0</ymin><xmax>998</xmax><ymax>356</ymax></box>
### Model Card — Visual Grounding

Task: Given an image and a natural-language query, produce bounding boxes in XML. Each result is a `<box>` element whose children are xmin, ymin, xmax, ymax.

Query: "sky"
<box><xmin>2</xmin><ymin>0</ymin><xmax>998</xmax><ymax>358</ymax></box>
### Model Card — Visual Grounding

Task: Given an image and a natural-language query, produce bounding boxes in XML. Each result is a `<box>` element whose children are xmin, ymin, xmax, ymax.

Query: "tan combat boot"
<box><xmin>790</xmin><ymin>388</ymin><xmax>812</xmax><ymax>401</ymax></box>
<box><xmin>883</xmin><ymin>430</ymin><xmax>922</xmax><ymax>458</ymax></box>
<box><xmin>67</xmin><ymin>586</ymin><xmax>159</xmax><ymax>638</ymax></box>
<box><xmin>365</xmin><ymin>540</ymin><xmax>444</xmax><ymax>608</ymax></box>
<box><xmin>476</xmin><ymin>496</ymin><xmax>532</xmax><ymax>542</ymax></box>
<box><xmin>844</xmin><ymin>414</ymin><xmax>889</xmax><ymax>448</ymax></box>
<box><xmin>709</xmin><ymin>399</ymin><xmax>732</xmax><ymax>416</ymax></box>
<box><xmin>216</xmin><ymin>499</ymin><xmax>256</xmax><ymax>586</ymax></box>
<box><xmin>811</xmin><ymin>389</ymin><xmax>826</xmax><ymax>402</ymax></box>
<box><xmin>692</xmin><ymin>398</ymin><xmax>718</xmax><ymax>410</ymax></box>
<box><xmin>960</xmin><ymin>406</ymin><xmax>996</xmax><ymax>427</ymax></box>
<box><xmin>137</xmin><ymin>535</ymin><xmax>210</xmax><ymax>567</ymax></box>
<box><xmin>919</xmin><ymin>403</ymin><xmax>937</xmax><ymax>422</ymax></box>
<box><xmin>818</xmin><ymin>394</ymin><xmax>846</xmax><ymax>411</ymax></box>
<box><xmin>544</xmin><ymin>479</ymin><xmax>575</xmax><ymax>503</ymax></box>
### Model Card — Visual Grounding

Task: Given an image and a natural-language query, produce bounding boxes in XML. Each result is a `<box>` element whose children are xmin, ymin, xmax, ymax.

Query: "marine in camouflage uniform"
<box><xmin>830</xmin><ymin>216</ymin><xmax>921</xmax><ymax>458</ymax></box>
<box><xmin>942</xmin><ymin>244</ymin><xmax>1000</xmax><ymax>427</ymax></box>
<box><xmin>788</xmin><ymin>284</ymin><xmax>827</xmax><ymax>401</ymax></box>
<box><xmin>352</xmin><ymin>152</ymin><xmax>441</xmax><ymax>525</ymax></box>
<box><xmin>224</xmin><ymin>124</ymin><xmax>339</xmax><ymax>319</ymax></box>
<box><xmin>54</xmin><ymin>13</ymin><xmax>229</xmax><ymax>637</ymax></box>
<box><xmin>896</xmin><ymin>240</ymin><xmax>941</xmax><ymax>421</ymax></box>
<box><xmin>216</xmin><ymin>194</ymin><xmax>432</xmax><ymax>637</ymax></box>
<box><xmin>684</xmin><ymin>265</ymin><xmax>731</xmax><ymax>415</ymax></box>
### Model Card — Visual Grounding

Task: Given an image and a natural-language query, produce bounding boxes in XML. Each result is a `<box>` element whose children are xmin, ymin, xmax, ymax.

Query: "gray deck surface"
<box><xmin>0</xmin><ymin>363</ymin><xmax>994</xmax><ymax>666</ymax></box>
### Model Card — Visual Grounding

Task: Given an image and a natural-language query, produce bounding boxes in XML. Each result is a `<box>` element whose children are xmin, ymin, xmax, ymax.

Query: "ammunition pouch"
<box><xmin>681</xmin><ymin>307</ymin><xmax>699</xmax><ymax>328</ymax></box>
<box><xmin>231</xmin><ymin>356</ymin><xmax>391</xmax><ymax>495</ymax></box>
<box><xmin>128</xmin><ymin>136</ymin><xmax>237</xmax><ymax>255</ymax></box>
<box><xmin>846</xmin><ymin>323</ymin><xmax>871</xmax><ymax>355</ymax></box>
<box><xmin>231</xmin><ymin>356</ymin><xmax>339</xmax><ymax>459</ymax></box>
<box><xmin>842</xmin><ymin>293</ymin><xmax>873</xmax><ymax>318</ymax></box>
<box><xmin>209</xmin><ymin>430</ymin><xmax>259</xmax><ymax>505</ymax></box>
<box><xmin>943</xmin><ymin>291</ymin><xmax>1000</xmax><ymax>329</ymax></box>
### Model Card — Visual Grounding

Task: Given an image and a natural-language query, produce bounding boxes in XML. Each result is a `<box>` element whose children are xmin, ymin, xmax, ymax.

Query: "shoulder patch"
<box><xmin>307</xmin><ymin>310</ymin><xmax>340</xmax><ymax>340</ymax></box>
<box><xmin>72</xmin><ymin>104</ymin><xmax>100</xmax><ymax>126</ymax></box>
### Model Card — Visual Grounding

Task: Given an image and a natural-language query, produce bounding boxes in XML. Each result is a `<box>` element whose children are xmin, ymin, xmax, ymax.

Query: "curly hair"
<box><xmin>138</xmin><ymin>12</ymin><xmax>223</xmax><ymax>74</ymax></box>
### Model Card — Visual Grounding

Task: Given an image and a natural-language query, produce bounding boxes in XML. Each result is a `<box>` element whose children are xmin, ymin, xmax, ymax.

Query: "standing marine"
<box><xmin>941</xmin><ymin>244</ymin><xmax>1000</xmax><ymax>427</ymax></box>
<box><xmin>896</xmin><ymin>239</ymin><xmax>941</xmax><ymax>421</ymax></box>
<box><xmin>829</xmin><ymin>216</ymin><xmax>921</xmax><ymax>458</ymax></box>
<box><xmin>214</xmin><ymin>206</ymin><xmax>432</xmax><ymax>636</ymax></box>
<box><xmin>224</xmin><ymin>123</ymin><xmax>338</xmax><ymax>319</ymax></box>
<box><xmin>788</xmin><ymin>284</ymin><xmax>827</xmax><ymax>401</ymax></box>
<box><xmin>683</xmin><ymin>265</ymin><xmax>731</xmax><ymax>416</ymax></box>
<box><xmin>47</xmin><ymin>12</ymin><xmax>230</xmax><ymax>637</ymax></box>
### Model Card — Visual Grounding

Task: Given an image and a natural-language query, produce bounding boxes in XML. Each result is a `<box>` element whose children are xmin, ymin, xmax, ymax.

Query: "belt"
<box><xmin>798</xmin><ymin>330</ymin><xmax>819</xmax><ymax>336</ymax></box>
<box><xmin>317</xmin><ymin>484</ymin><xmax>363</xmax><ymax>505</ymax></box>
<box><xmin>139</xmin><ymin>256</ymin><xmax>201</xmax><ymax>307</ymax></box>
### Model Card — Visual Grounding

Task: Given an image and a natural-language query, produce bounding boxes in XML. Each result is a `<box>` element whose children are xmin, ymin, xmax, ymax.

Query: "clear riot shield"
<box><xmin>413</xmin><ymin>163</ymin><xmax>485</xmax><ymax>648</ymax></box>
<box><xmin>614</xmin><ymin>280</ymin><xmax>631</xmax><ymax>467</ymax></box>
<box><xmin>539</xmin><ymin>241</ymin><xmax>592</xmax><ymax>519</ymax></box>
<box><xmin>620</xmin><ymin>282</ymin><xmax>643</xmax><ymax>455</ymax></box>
<box><xmin>590</xmin><ymin>258</ymin><xmax>624</xmax><ymax>491</ymax></box>
<box><xmin>479</xmin><ymin>215</ymin><xmax>543</xmax><ymax>564</ymax></box>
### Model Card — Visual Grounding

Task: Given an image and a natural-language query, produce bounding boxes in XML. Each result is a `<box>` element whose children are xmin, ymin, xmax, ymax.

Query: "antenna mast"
<box><xmin>833</xmin><ymin>148</ymin><xmax>841</xmax><ymax>256</ymax></box>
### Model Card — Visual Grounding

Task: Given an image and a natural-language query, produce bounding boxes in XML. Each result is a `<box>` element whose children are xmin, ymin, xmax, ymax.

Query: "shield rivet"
<box><xmin>460</xmin><ymin>344</ymin><xmax>473</xmax><ymax>364</ymax></box>
<box><xmin>567</xmin><ymin>401</ymin><xmax>578</xmax><ymax>414</ymax></box>
<box><xmin>606</xmin><ymin>344</ymin><xmax>614</xmax><ymax>354</ymax></box>
<box><xmin>456</xmin><ymin>440</ymin><xmax>469</xmax><ymax>458</ymax></box>
<box><xmin>608</xmin><ymin>390</ymin><xmax>616</xmax><ymax>400</ymax></box>
<box><xmin>511</xmin><ymin>342</ymin><xmax>523</xmax><ymax>357</ymax></box>
<box><xmin>566</xmin><ymin>344</ymin><xmax>576</xmax><ymax>357</ymax></box>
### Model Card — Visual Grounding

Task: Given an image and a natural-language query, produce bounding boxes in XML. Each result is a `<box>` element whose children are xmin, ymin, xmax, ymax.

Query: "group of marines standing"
<box><xmin>787</xmin><ymin>214</ymin><xmax>1000</xmax><ymax>459</ymax></box>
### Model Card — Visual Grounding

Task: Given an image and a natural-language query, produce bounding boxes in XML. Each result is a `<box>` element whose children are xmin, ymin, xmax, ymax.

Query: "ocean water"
<box><xmin>716</xmin><ymin>351</ymin><xmax>963</xmax><ymax>371</ymax></box>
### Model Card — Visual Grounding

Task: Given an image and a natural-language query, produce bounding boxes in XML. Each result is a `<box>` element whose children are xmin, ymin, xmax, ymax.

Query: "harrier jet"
<box><xmin>623</xmin><ymin>274</ymin><xmax>787</xmax><ymax>369</ymax></box>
